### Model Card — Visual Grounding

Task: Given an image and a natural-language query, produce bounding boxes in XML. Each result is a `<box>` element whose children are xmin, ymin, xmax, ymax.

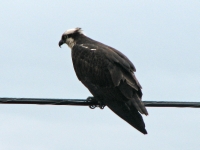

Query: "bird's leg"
<box><xmin>87</xmin><ymin>96</ymin><xmax>97</xmax><ymax>109</ymax></box>
<box><xmin>97</xmin><ymin>100</ymin><xmax>106</xmax><ymax>109</ymax></box>
<box><xmin>87</xmin><ymin>96</ymin><xmax>106</xmax><ymax>109</ymax></box>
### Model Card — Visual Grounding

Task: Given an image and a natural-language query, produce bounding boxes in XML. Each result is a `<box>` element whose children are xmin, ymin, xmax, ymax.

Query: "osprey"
<box><xmin>59</xmin><ymin>28</ymin><xmax>148</xmax><ymax>134</ymax></box>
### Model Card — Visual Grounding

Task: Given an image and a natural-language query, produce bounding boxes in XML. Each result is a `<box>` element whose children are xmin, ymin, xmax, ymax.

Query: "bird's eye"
<box><xmin>62</xmin><ymin>35</ymin><xmax>68</xmax><ymax>39</ymax></box>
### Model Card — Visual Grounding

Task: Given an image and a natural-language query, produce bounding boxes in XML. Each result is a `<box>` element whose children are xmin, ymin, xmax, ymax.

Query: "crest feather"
<box><xmin>63</xmin><ymin>27</ymin><xmax>83</xmax><ymax>35</ymax></box>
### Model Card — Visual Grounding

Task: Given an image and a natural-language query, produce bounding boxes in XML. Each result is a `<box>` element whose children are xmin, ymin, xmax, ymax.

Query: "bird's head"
<box><xmin>58</xmin><ymin>27</ymin><xmax>83</xmax><ymax>49</ymax></box>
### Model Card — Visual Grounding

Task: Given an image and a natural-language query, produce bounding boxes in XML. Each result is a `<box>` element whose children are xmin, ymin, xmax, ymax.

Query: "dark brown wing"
<box><xmin>72</xmin><ymin>43</ymin><xmax>148</xmax><ymax>115</ymax></box>
<box><xmin>92</xmin><ymin>45</ymin><xmax>148</xmax><ymax>115</ymax></box>
<box><xmin>71</xmin><ymin>44</ymin><xmax>148</xmax><ymax>134</ymax></box>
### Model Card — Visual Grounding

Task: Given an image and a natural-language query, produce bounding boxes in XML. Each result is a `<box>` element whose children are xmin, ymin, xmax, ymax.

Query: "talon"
<box><xmin>89</xmin><ymin>105</ymin><xmax>96</xmax><ymax>109</ymax></box>
<box><xmin>86</xmin><ymin>96</ymin><xmax>106</xmax><ymax>109</ymax></box>
<box><xmin>99</xmin><ymin>105</ymin><xmax>105</xmax><ymax>109</ymax></box>
<box><xmin>97</xmin><ymin>100</ymin><xmax>106</xmax><ymax>109</ymax></box>
<box><xmin>87</xmin><ymin>96</ymin><xmax>97</xmax><ymax>109</ymax></box>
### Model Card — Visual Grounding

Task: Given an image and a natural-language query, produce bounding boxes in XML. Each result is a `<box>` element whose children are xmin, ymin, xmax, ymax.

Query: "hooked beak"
<box><xmin>58</xmin><ymin>40</ymin><xmax>64</xmax><ymax>47</ymax></box>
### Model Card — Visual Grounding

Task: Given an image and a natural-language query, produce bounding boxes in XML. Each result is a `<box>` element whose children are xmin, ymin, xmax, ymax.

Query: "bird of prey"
<box><xmin>59</xmin><ymin>28</ymin><xmax>148</xmax><ymax>134</ymax></box>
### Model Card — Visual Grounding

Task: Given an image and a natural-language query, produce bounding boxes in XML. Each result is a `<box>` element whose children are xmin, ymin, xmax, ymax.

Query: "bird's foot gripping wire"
<box><xmin>87</xmin><ymin>97</ymin><xmax>106</xmax><ymax>109</ymax></box>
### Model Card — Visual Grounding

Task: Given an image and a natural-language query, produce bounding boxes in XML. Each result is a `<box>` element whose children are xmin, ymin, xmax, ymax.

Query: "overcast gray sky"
<box><xmin>0</xmin><ymin>1</ymin><xmax>200</xmax><ymax>149</ymax></box>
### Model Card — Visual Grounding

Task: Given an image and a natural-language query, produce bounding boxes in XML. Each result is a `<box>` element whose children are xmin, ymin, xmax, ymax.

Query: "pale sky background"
<box><xmin>0</xmin><ymin>1</ymin><xmax>200</xmax><ymax>150</ymax></box>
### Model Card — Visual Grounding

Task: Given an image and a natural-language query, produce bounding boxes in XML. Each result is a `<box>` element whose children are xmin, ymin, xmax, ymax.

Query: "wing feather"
<box><xmin>97</xmin><ymin>46</ymin><xmax>148</xmax><ymax>115</ymax></box>
<box><xmin>72</xmin><ymin>43</ymin><xmax>148</xmax><ymax>115</ymax></box>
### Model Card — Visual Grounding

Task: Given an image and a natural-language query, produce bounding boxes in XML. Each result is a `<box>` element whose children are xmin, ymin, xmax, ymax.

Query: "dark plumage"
<box><xmin>59</xmin><ymin>28</ymin><xmax>148</xmax><ymax>134</ymax></box>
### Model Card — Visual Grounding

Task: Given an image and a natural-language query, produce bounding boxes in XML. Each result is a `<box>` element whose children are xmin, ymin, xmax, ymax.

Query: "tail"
<box><xmin>104</xmin><ymin>99</ymin><xmax>147</xmax><ymax>134</ymax></box>
<box><xmin>127</xmin><ymin>95</ymin><xmax>148</xmax><ymax>116</ymax></box>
